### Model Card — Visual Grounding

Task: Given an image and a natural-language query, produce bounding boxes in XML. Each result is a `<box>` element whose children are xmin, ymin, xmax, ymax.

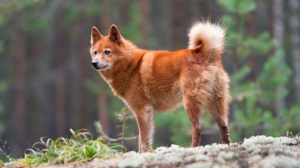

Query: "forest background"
<box><xmin>0</xmin><ymin>0</ymin><xmax>300</xmax><ymax>157</ymax></box>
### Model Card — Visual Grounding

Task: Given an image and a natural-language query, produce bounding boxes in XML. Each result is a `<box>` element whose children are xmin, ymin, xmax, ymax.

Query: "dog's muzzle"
<box><xmin>91</xmin><ymin>61</ymin><xmax>98</xmax><ymax>69</ymax></box>
<box><xmin>91</xmin><ymin>61</ymin><xmax>108</xmax><ymax>70</ymax></box>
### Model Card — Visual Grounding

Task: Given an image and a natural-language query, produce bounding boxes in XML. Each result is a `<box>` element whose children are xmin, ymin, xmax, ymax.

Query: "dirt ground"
<box><xmin>40</xmin><ymin>135</ymin><xmax>300</xmax><ymax>168</ymax></box>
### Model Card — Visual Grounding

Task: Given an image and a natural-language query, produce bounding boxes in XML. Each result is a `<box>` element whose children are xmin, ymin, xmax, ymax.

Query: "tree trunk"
<box><xmin>273</xmin><ymin>0</ymin><xmax>285</xmax><ymax>113</ymax></box>
<box><xmin>170</xmin><ymin>0</ymin><xmax>193</xmax><ymax>50</ymax></box>
<box><xmin>97</xmin><ymin>0</ymin><xmax>111</xmax><ymax>133</ymax></box>
<box><xmin>70</xmin><ymin>17</ymin><xmax>91</xmax><ymax>128</ymax></box>
<box><xmin>246</xmin><ymin>10</ymin><xmax>257</xmax><ymax>79</ymax></box>
<box><xmin>138</xmin><ymin>0</ymin><xmax>150</xmax><ymax>47</ymax></box>
<box><xmin>54</xmin><ymin>10</ymin><xmax>67</xmax><ymax>136</ymax></box>
<box><xmin>289</xmin><ymin>0</ymin><xmax>300</xmax><ymax>100</ymax></box>
<box><xmin>149</xmin><ymin>0</ymin><xmax>169</xmax><ymax>50</ymax></box>
<box><xmin>100</xmin><ymin>0</ymin><xmax>110</xmax><ymax>31</ymax></box>
<box><xmin>198</xmin><ymin>0</ymin><xmax>209</xmax><ymax>18</ymax></box>
<box><xmin>15</xmin><ymin>30</ymin><xmax>26</xmax><ymax>147</ymax></box>
<box><xmin>117</xmin><ymin>0</ymin><xmax>131</xmax><ymax>26</ymax></box>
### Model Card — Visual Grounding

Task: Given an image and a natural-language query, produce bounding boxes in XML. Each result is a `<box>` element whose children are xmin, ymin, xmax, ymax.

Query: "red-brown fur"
<box><xmin>89</xmin><ymin>22</ymin><xmax>231</xmax><ymax>152</ymax></box>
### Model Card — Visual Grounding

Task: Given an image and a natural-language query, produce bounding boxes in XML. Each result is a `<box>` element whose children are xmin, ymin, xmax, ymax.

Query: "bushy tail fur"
<box><xmin>188</xmin><ymin>21</ymin><xmax>225</xmax><ymax>55</ymax></box>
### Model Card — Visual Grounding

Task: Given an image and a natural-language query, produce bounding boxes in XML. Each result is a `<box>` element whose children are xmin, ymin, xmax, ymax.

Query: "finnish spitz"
<box><xmin>89</xmin><ymin>21</ymin><xmax>231</xmax><ymax>152</ymax></box>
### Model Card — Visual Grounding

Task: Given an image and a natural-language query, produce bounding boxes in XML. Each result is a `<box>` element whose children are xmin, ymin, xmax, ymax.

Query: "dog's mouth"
<box><xmin>97</xmin><ymin>65</ymin><xmax>109</xmax><ymax>70</ymax></box>
<box><xmin>91</xmin><ymin>62</ymin><xmax>109</xmax><ymax>70</ymax></box>
<box><xmin>93</xmin><ymin>65</ymin><xmax>109</xmax><ymax>70</ymax></box>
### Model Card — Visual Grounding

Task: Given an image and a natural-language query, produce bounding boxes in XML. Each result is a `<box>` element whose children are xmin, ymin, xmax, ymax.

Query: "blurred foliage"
<box><xmin>114</xmin><ymin>108</ymin><xmax>137</xmax><ymax>145</ymax></box>
<box><xmin>264</xmin><ymin>103</ymin><xmax>300</xmax><ymax>136</ymax></box>
<box><xmin>217</xmin><ymin>0</ymin><xmax>298</xmax><ymax>141</ymax></box>
<box><xmin>0</xmin><ymin>0</ymin><xmax>37</xmax><ymax>30</ymax></box>
<box><xmin>0</xmin><ymin>0</ymin><xmax>36</xmax><ymax>14</ymax></box>
<box><xmin>121</xmin><ymin>2</ymin><xmax>142</xmax><ymax>43</ymax></box>
<box><xmin>155</xmin><ymin>108</ymin><xmax>214</xmax><ymax>146</ymax></box>
<box><xmin>217</xmin><ymin>0</ymin><xmax>256</xmax><ymax>15</ymax></box>
<box><xmin>155</xmin><ymin>109</ymin><xmax>190</xmax><ymax>146</ymax></box>
<box><xmin>0</xmin><ymin>34</ymin><xmax>7</xmax><ymax>136</ymax></box>
<box><xmin>0</xmin><ymin>13</ymin><xmax>8</xmax><ymax>161</ymax></box>
<box><xmin>0</xmin><ymin>82</ymin><xmax>7</xmax><ymax>136</ymax></box>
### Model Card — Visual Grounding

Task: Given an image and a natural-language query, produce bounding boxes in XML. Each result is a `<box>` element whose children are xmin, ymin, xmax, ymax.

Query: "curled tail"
<box><xmin>188</xmin><ymin>21</ymin><xmax>225</xmax><ymax>55</ymax></box>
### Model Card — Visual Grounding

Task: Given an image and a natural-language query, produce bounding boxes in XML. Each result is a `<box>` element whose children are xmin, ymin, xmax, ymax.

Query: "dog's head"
<box><xmin>89</xmin><ymin>25</ymin><xmax>124</xmax><ymax>71</ymax></box>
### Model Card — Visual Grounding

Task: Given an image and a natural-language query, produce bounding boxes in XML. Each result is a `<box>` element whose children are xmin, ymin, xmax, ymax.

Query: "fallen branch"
<box><xmin>94</xmin><ymin>121</ymin><xmax>138</xmax><ymax>142</ymax></box>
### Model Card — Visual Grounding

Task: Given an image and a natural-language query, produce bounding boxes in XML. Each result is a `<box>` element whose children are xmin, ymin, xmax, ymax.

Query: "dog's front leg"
<box><xmin>134</xmin><ymin>105</ymin><xmax>154</xmax><ymax>153</ymax></box>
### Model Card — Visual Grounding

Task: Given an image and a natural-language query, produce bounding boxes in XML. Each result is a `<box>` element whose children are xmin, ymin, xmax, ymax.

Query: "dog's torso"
<box><xmin>139</xmin><ymin>51</ymin><xmax>183</xmax><ymax>112</ymax></box>
<box><xmin>100</xmin><ymin>49</ymin><xmax>228</xmax><ymax>114</ymax></box>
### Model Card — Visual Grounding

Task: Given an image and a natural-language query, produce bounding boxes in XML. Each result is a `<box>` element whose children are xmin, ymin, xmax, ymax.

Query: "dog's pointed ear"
<box><xmin>91</xmin><ymin>26</ymin><xmax>103</xmax><ymax>45</ymax></box>
<box><xmin>109</xmin><ymin>25</ymin><xmax>122</xmax><ymax>45</ymax></box>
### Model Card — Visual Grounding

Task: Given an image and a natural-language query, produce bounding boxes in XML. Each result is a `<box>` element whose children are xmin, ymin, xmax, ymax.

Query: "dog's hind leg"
<box><xmin>208</xmin><ymin>98</ymin><xmax>231</xmax><ymax>144</ymax></box>
<box><xmin>135</xmin><ymin>105</ymin><xmax>154</xmax><ymax>153</ymax></box>
<box><xmin>183</xmin><ymin>96</ymin><xmax>202</xmax><ymax>147</ymax></box>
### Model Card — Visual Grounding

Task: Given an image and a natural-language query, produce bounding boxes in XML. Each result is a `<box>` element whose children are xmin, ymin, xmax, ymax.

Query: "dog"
<box><xmin>89</xmin><ymin>21</ymin><xmax>231</xmax><ymax>153</ymax></box>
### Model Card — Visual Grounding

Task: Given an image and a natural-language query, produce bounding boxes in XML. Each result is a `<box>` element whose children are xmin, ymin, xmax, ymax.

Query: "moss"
<box><xmin>117</xmin><ymin>136</ymin><xmax>300</xmax><ymax>167</ymax></box>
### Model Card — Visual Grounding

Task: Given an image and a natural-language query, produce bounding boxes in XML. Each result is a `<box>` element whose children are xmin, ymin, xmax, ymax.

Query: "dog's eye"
<box><xmin>104</xmin><ymin>50</ymin><xmax>111</xmax><ymax>55</ymax></box>
<box><xmin>94</xmin><ymin>51</ymin><xmax>97</xmax><ymax>55</ymax></box>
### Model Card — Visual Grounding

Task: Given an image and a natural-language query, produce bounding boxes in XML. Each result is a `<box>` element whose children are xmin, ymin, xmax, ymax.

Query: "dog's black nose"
<box><xmin>91</xmin><ymin>62</ymin><xmax>98</xmax><ymax>69</ymax></box>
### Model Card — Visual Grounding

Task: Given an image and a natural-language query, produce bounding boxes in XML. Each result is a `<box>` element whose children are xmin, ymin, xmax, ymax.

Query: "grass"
<box><xmin>7</xmin><ymin>129</ymin><xmax>121</xmax><ymax>167</ymax></box>
<box><xmin>287</xmin><ymin>131</ymin><xmax>300</xmax><ymax>138</ymax></box>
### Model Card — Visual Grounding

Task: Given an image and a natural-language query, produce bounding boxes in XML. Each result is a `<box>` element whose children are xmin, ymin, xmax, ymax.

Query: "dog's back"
<box><xmin>139</xmin><ymin>22</ymin><xmax>230</xmax><ymax>112</ymax></box>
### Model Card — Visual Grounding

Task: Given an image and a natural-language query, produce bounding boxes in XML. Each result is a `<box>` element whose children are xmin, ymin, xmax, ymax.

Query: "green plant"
<box><xmin>12</xmin><ymin>129</ymin><xmax>120</xmax><ymax>167</ymax></box>
<box><xmin>115</xmin><ymin>107</ymin><xmax>137</xmax><ymax>147</ymax></box>
<box><xmin>155</xmin><ymin>108</ymin><xmax>191</xmax><ymax>146</ymax></box>
<box><xmin>287</xmin><ymin>131</ymin><xmax>300</xmax><ymax>138</ymax></box>
<box><xmin>0</xmin><ymin>82</ymin><xmax>8</xmax><ymax>165</ymax></box>
<box><xmin>0</xmin><ymin>82</ymin><xmax>7</xmax><ymax>136</ymax></box>
<box><xmin>264</xmin><ymin>103</ymin><xmax>300</xmax><ymax>137</ymax></box>
<box><xmin>0</xmin><ymin>141</ymin><xmax>12</xmax><ymax>165</ymax></box>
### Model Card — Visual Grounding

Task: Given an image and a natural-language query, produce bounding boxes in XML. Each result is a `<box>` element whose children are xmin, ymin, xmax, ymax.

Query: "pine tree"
<box><xmin>217</xmin><ymin>0</ymin><xmax>299</xmax><ymax>141</ymax></box>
